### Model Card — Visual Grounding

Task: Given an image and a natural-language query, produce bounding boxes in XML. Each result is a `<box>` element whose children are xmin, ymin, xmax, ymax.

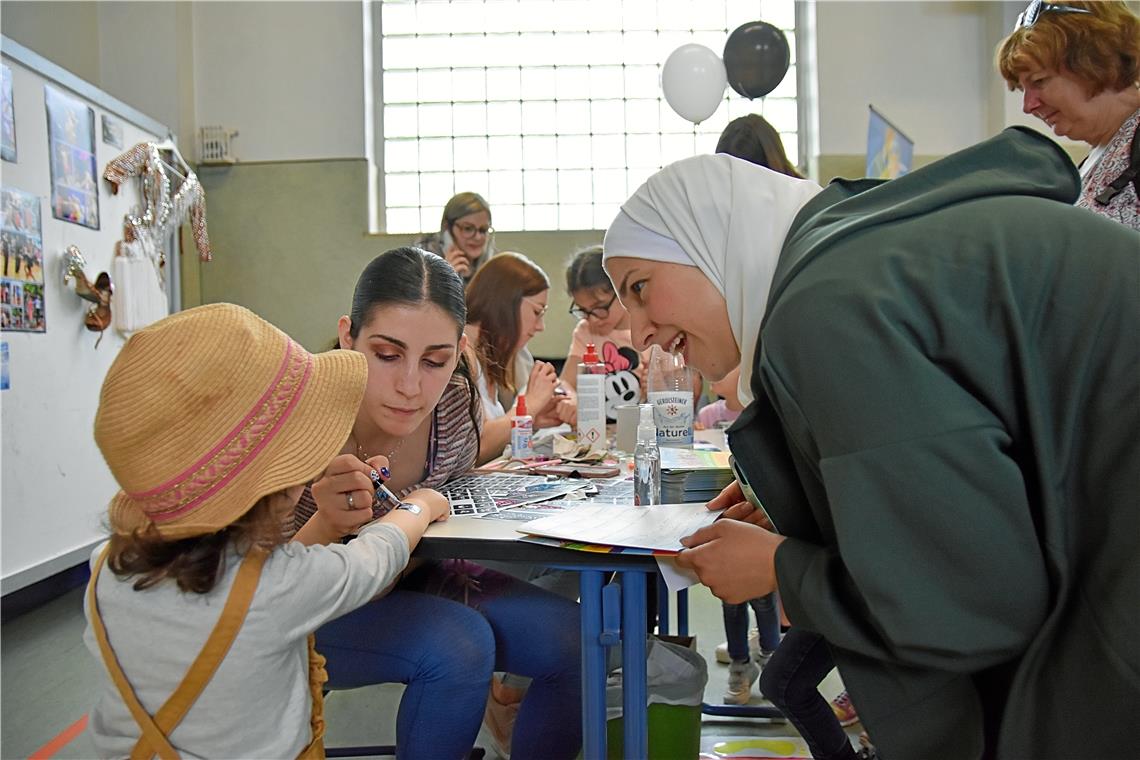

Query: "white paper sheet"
<box><xmin>517</xmin><ymin>501</ymin><xmax>721</xmax><ymax>552</ymax></box>
<box><xmin>655</xmin><ymin>556</ymin><xmax>702</xmax><ymax>592</ymax></box>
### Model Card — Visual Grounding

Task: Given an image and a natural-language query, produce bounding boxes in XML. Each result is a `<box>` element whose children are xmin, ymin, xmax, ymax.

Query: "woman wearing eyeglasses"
<box><xmin>996</xmin><ymin>0</ymin><xmax>1140</xmax><ymax>230</ymax></box>
<box><xmin>465</xmin><ymin>252</ymin><xmax>561</xmax><ymax>464</ymax></box>
<box><xmin>413</xmin><ymin>191</ymin><xmax>496</xmax><ymax>280</ymax></box>
<box><xmin>554</xmin><ymin>245</ymin><xmax>650</xmax><ymax>425</ymax></box>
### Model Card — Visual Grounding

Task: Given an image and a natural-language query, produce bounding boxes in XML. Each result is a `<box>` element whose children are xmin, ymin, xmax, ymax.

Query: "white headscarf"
<box><xmin>603</xmin><ymin>153</ymin><xmax>822</xmax><ymax>405</ymax></box>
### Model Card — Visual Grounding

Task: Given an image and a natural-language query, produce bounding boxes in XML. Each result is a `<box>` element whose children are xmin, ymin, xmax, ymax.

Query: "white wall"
<box><xmin>97</xmin><ymin>2</ymin><xmax>197</xmax><ymax>150</ymax></box>
<box><xmin>816</xmin><ymin>0</ymin><xmax>992</xmax><ymax>155</ymax></box>
<box><xmin>0</xmin><ymin>1</ymin><xmax>101</xmax><ymax>85</ymax></box>
<box><xmin>814</xmin><ymin>0</ymin><xmax>1083</xmax><ymax>158</ymax></box>
<box><xmin>192</xmin><ymin>0</ymin><xmax>366</xmax><ymax>162</ymax></box>
<box><xmin>0</xmin><ymin>49</ymin><xmax>171</xmax><ymax>590</ymax></box>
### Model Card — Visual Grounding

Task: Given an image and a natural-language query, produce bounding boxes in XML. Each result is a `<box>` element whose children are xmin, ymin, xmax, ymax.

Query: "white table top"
<box><xmin>415</xmin><ymin>429</ymin><xmax>727</xmax><ymax>567</ymax></box>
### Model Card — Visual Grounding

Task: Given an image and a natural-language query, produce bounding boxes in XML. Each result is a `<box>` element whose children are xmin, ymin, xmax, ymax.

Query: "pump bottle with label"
<box><xmin>576</xmin><ymin>342</ymin><xmax>607</xmax><ymax>452</ymax></box>
<box><xmin>511</xmin><ymin>396</ymin><xmax>534</xmax><ymax>459</ymax></box>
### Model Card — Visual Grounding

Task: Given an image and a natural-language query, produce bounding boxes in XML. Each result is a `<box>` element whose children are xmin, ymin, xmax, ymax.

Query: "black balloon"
<box><xmin>723</xmin><ymin>21</ymin><xmax>791</xmax><ymax>99</ymax></box>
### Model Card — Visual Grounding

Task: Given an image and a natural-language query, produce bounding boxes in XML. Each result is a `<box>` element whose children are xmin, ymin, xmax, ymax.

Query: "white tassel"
<box><xmin>112</xmin><ymin>252</ymin><xmax>168</xmax><ymax>334</ymax></box>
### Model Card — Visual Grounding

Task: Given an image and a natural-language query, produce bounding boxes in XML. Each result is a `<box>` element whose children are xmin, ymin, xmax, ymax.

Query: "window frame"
<box><xmin>365</xmin><ymin>0</ymin><xmax>817</xmax><ymax>234</ymax></box>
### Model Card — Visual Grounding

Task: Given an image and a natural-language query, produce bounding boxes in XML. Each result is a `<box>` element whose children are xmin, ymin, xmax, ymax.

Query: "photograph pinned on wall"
<box><xmin>1</xmin><ymin>64</ymin><xmax>15</xmax><ymax>162</ymax></box>
<box><xmin>45</xmin><ymin>85</ymin><xmax>99</xmax><ymax>229</ymax></box>
<box><xmin>101</xmin><ymin>114</ymin><xmax>123</xmax><ymax>149</ymax></box>
<box><xmin>2</xmin><ymin>187</ymin><xmax>44</xmax><ymax>283</ymax></box>
<box><xmin>2</xmin><ymin>281</ymin><xmax>45</xmax><ymax>333</ymax></box>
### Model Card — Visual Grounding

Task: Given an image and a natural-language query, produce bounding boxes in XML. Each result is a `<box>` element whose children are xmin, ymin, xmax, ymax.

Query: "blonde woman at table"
<box><xmin>413</xmin><ymin>191</ymin><xmax>496</xmax><ymax>281</ymax></box>
<box><xmin>293</xmin><ymin>247</ymin><xmax>581</xmax><ymax>760</ymax></box>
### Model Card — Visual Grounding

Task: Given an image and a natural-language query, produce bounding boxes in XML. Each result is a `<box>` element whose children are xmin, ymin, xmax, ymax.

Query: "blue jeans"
<box><xmin>758</xmin><ymin>628</ymin><xmax>855</xmax><ymax>760</ymax></box>
<box><xmin>722</xmin><ymin>593</ymin><xmax>781</xmax><ymax>662</ymax></box>
<box><xmin>316</xmin><ymin>559</ymin><xmax>582</xmax><ymax>760</ymax></box>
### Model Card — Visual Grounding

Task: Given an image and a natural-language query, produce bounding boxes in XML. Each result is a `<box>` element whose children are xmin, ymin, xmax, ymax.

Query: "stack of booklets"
<box><xmin>660</xmin><ymin>446</ymin><xmax>734</xmax><ymax>504</ymax></box>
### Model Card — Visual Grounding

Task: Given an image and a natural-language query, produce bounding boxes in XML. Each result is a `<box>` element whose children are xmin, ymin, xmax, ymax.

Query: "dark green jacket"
<box><xmin>729</xmin><ymin>128</ymin><xmax>1139</xmax><ymax>759</ymax></box>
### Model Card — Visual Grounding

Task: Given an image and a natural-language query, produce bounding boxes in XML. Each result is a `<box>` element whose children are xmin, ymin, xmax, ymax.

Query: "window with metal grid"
<box><xmin>376</xmin><ymin>0</ymin><xmax>800</xmax><ymax>233</ymax></box>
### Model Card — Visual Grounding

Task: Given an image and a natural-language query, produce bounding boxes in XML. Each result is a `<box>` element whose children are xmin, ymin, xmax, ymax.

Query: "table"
<box><xmin>416</xmin><ymin>514</ymin><xmax>658</xmax><ymax>759</ymax></box>
<box><xmin>418</xmin><ymin>429</ymin><xmax>737</xmax><ymax>758</ymax></box>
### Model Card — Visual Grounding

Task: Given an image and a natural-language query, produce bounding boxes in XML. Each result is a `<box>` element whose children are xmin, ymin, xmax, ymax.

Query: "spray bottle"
<box><xmin>633</xmin><ymin>403</ymin><xmax>661</xmax><ymax>506</ymax></box>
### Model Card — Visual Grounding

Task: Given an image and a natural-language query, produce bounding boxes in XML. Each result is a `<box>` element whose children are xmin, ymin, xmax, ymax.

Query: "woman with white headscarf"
<box><xmin>603</xmin><ymin>127</ymin><xmax>1139</xmax><ymax>760</ymax></box>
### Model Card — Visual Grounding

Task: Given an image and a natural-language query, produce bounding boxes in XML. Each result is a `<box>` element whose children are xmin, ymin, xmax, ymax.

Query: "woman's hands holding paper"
<box><xmin>705</xmin><ymin>479</ymin><xmax>773</xmax><ymax>529</ymax></box>
<box><xmin>676</xmin><ymin>519</ymin><xmax>784</xmax><ymax>604</ymax></box>
<box><xmin>678</xmin><ymin>479</ymin><xmax>782</xmax><ymax>603</ymax></box>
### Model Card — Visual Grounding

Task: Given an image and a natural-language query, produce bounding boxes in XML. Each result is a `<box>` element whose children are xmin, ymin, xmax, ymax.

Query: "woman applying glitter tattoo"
<box><xmin>291</xmin><ymin>247</ymin><xmax>581</xmax><ymax>760</ymax></box>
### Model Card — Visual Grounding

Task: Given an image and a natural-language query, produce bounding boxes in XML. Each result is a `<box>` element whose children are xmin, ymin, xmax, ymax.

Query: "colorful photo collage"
<box><xmin>2</xmin><ymin>187</ymin><xmax>46</xmax><ymax>332</ymax></box>
<box><xmin>1</xmin><ymin>64</ymin><xmax>15</xmax><ymax>162</ymax></box>
<box><xmin>45</xmin><ymin>85</ymin><xmax>99</xmax><ymax>230</ymax></box>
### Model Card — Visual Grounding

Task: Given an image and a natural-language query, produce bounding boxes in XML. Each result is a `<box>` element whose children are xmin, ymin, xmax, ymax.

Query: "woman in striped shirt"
<box><xmin>292</xmin><ymin>247</ymin><xmax>582</xmax><ymax>760</ymax></box>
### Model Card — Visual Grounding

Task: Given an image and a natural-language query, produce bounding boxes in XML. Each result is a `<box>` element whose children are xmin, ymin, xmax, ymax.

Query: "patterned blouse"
<box><xmin>1076</xmin><ymin>108</ymin><xmax>1139</xmax><ymax>232</ymax></box>
<box><xmin>291</xmin><ymin>373</ymin><xmax>481</xmax><ymax>533</ymax></box>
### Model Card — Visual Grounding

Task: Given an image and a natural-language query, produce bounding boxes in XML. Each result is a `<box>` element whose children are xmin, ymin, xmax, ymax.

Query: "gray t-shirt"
<box><xmin>83</xmin><ymin>522</ymin><xmax>409</xmax><ymax>758</ymax></box>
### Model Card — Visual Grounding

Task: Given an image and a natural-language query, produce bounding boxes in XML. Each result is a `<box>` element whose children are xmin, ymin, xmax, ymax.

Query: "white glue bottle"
<box><xmin>576</xmin><ymin>342</ymin><xmax>607</xmax><ymax>452</ymax></box>
<box><xmin>511</xmin><ymin>395</ymin><xmax>534</xmax><ymax>459</ymax></box>
<box><xmin>647</xmin><ymin>344</ymin><xmax>695</xmax><ymax>446</ymax></box>
<box><xmin>634</xmin><ymin>403</ymin><xmax>661</xmax><ymax>506</ymax></box>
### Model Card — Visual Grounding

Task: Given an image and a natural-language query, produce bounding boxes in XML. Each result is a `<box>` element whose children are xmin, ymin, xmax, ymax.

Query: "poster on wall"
<box><xmin>1</xmin><ymin>187</ymin><xmax>46</xmax><ymax>332</ymax></box>
<box><xmin>866</xmin><ymin>105</ymin><xmax>914</xmax><ymax>180</ymax></box>
<box><xmin>45</xmin><ymin>85</ymin><xmax>100</xmax><ymax>229</ymax></box>
<box><xmin>101</xmin><ymin>114</ymin><xmax>124</xmax><ymax>149</ymax></box>
<box><xmin>1</xmin><ymin>64</ymin><xmax>15</xmax><ymax>162</ymax></box>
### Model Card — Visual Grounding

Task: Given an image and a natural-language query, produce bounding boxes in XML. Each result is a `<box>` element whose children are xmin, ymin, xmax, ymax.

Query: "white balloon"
<box><xmin>661</xmin><ymin>44</ymin><xmax>727</xmax><ymax>124</ymax></box>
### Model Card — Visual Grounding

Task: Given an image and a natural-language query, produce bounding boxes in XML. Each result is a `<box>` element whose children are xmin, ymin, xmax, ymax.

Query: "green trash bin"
<box><xmin>605</xmin><ymin>636</ymin><xmax>707</xmax><ymax>759</ymax></box>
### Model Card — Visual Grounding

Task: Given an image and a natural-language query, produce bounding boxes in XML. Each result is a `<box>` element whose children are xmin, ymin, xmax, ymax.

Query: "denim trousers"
<box><xmin>722</xmin><ymin>592</ymin><xmax>781</xmax><ymax>662</ymax></box>
<box><xmin>758</xmin><ymin>628</ymin><xmax>856</xmax><ymax>760</ymax></box>
<box><xmin>315</xmin><ymin>559</ymin><xmax>582</xmax><ymax>760</ymax></box>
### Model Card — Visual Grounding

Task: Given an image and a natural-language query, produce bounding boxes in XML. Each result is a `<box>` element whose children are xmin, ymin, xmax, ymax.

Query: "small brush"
<box><xmin>369</xmin><ymin>468</ymin><xmax>402</xmax><ymax>506</ymax></box>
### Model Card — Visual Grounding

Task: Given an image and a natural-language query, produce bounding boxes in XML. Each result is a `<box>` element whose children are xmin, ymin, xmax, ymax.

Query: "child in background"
<box><xmin>83</xmin><ymin>303</ymin><xmax>449</xmax><ymax>759</ymax></box>
<box><xmin>558</xmin><ymin>244</ymin><xmax>649</xmax><ymax>424</ymax></box>
<box><xmin>697</xmin><ymin>366</ymin><xmax>744</xmax><ymax>430</ymax></box>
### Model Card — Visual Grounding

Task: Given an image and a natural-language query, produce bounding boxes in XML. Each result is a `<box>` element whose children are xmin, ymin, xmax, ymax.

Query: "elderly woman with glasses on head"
<box><xmin>996</xmin><ymin>0</ymin><xmax>1140</xmax><ymax>230</ymax></box>
<box><xmin>414</xmin><ymin>191</ymin><xmax>496</xmax><ymax>280</ymax></box>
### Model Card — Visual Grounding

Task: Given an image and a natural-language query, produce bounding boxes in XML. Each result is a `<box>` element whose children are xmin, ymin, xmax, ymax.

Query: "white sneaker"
<box><xmin>715</xmin><ymin>627</ymin><xmax>760</xmax><ymax>664</ymax></box>
<box><xmin>722</xmin><ymin>659</ymin><xmax>760</xmax><ymax>705</ymax></box>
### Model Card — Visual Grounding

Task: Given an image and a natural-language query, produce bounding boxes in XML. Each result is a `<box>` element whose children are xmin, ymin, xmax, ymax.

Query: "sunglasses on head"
<box><xmin>1015</xmin><ymin>0</ymin><xmax>1092</xmax><ymax>30</ymax></box>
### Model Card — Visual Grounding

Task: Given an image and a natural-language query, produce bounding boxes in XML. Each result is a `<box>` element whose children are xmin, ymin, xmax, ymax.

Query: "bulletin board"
<box><xmin>1</xmin><ymin>36</ymin><xmax>181</xmax><ymax>593</ymax></box>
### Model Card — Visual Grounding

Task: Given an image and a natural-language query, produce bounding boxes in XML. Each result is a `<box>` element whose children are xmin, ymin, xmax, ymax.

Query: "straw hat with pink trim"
<box><xmin>94</xmin><ymin>303</ymin><xmax>366</xmax><ymax>539</ymax></box>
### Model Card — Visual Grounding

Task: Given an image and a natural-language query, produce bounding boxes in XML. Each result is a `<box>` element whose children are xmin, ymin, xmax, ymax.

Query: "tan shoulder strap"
<box><xmin>88</xmin><ymin>546</ymin><xmax>180</xmax><ymax>760</ymax></box>
<box><xmin>88</xmin><ymin>544</ymin><xmax>269</xmax><ymax>760</ymax></box>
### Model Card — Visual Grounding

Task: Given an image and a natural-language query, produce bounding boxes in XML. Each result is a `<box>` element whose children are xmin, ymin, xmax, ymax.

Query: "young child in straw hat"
<box><xmin>83</xmin><ymin>303</ymin><xmax>450</xmax><ymax>759</ymax></box>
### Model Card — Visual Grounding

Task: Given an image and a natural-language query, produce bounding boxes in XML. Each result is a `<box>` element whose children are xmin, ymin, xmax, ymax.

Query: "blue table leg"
<box><xmin>620</xmin><ymin>570</ymin><xmax>648</xmax><ymax>760</ymax></box>
<box><xmin>579</xmin><ymin>569</ymin><xmax>607</xmax><ymax>759</ymax></box>
<box><xmin>656</xmin><ymin>579</ymin><xmax>670</xmax><ymax>634</ymax></box>
<box><xmin>677</xmin><ymin>587</ymin><xmax>689</xmax><ymax>636</ymax></box>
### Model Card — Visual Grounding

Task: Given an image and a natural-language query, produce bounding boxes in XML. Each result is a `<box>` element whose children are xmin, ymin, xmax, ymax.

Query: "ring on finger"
<box><xmin>346</xmin><ymin>492</ymin><xmax>355</xmax><ymax>510</ymax></box>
